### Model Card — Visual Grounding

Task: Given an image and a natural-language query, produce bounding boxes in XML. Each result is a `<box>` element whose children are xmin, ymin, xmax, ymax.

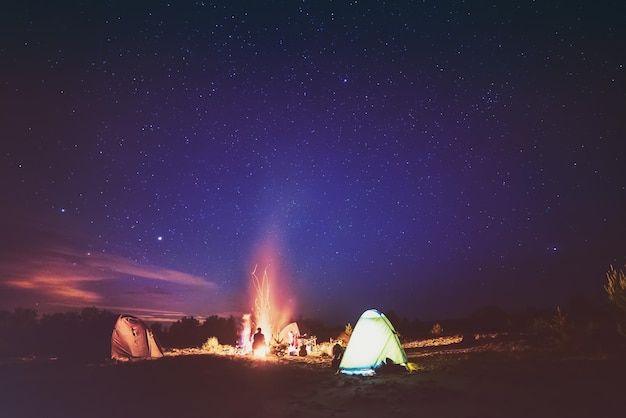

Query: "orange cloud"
<box><xmin>5</xmin><ymin>275</ymin><xmax>101</xmax><ymax>304</ymax></box>
<box><xmin>32</xmin><ymin>275</ymin><xmax>102</xmax><ymax>303</ymax></box>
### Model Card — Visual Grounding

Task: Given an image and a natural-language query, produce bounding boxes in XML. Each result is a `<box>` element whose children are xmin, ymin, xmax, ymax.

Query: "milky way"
<box><xmin>1</xmin><ymin>1</ymin><xmax>625</xmax><ymax>323</ymax></box>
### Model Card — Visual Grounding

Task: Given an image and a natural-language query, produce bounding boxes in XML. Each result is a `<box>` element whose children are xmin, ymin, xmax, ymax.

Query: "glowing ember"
<box><xmin>251</xmin><ymin>265</ymin><xmax>273</xmax><ymax>340</ymax></box>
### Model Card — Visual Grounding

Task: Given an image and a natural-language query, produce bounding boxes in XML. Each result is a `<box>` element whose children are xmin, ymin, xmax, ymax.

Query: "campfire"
<box><xmin>238</xmin><ymin>263</ymin><xmax>295</xmax><ymax>359</ymax></box>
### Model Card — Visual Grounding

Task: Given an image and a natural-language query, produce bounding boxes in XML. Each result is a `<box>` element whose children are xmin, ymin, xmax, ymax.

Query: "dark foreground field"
<box><xmin>1</xmin><ymin>339</ymin><xmax>625</xmax><ymax>418</ymax></box>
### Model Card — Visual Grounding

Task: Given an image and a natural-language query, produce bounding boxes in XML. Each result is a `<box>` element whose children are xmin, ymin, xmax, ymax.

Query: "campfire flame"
<box><xmin>253</xmin><ymin>345</ymin><xmax>268</xmax><ymax>358</ymax></box>
<box><xmin>239</xmin><ymin>314</ymin><xmax>252</xmax><ymax>354</ymax></box>
<box><xmin>238</xmin><ymin>249</ymin><xmax>296</xmax><ymax>358</ymax></box>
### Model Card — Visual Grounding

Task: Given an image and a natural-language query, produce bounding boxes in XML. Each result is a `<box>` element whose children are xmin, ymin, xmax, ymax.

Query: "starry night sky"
<box><xmin>1</xmin><ymin>1</ymin><xmax>625</xmax><ymax>324</ymax></box>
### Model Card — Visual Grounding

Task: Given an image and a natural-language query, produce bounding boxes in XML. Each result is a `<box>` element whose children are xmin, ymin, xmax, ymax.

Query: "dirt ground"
<box><xmin>1</xmin><ymin>337</ymin><xmax>624</xmax><ymax>418</ymax></box>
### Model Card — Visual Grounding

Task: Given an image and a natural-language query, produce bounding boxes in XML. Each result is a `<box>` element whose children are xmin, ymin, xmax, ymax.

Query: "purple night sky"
<box><xmin>1</xmin><ymin>1</ymin><xmax>625</xmax><ymax>324</ymax></box>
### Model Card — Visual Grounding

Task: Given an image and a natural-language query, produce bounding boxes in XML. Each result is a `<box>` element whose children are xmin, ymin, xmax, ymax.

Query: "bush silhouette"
<box><xmin>605</xmin><ymin>264</ymin><xmax>626</xmax><ymax>336</ymax></box>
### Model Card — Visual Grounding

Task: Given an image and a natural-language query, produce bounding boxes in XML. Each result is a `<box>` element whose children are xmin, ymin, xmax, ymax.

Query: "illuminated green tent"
<box><xmin>339</xmin><ymin>309</ymin><xmax>408</xmax><ymax>375</ymax></box>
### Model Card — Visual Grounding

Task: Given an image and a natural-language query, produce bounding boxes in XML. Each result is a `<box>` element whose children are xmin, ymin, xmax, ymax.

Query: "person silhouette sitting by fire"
<box><xmin>252</xmin><ymin>327</ymin><xmax>265</xmax><ymax>353</ymax></box>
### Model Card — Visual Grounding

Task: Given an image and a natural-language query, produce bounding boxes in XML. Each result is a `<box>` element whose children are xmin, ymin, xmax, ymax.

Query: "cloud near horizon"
<box><xmin>0</xmin><ymin>226</ymin><xmax>219</xmax><ymax>318</ymax></box>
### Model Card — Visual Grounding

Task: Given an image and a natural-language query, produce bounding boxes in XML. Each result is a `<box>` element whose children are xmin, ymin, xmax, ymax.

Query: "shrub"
<box><xmin>529</xmin><ymin>307</ymin><xmax>589</xmax><ymax>352</ymax></box>
<box><xmin>430</xmin><ymin>323</ymin><xmax>443</xmax><ymax>337</ymax></box>
<box><xmin>605</xmin><ymin>264</ymin><xmax>626</xmax><ymax>337</ymax></box>
<box><xmin>271</xmin><ymin>343</ymin><xmax>288</xmax><ymax>357</ymax></box>
<box><xmin>202</xmin><ymin>336</ymin><xmax>220</xmax><ymax>352</ymax></box>
<box><xmin>550</xmin><ymin>306</ymin><xmax>572</xmax><ymax>347</ymax></box>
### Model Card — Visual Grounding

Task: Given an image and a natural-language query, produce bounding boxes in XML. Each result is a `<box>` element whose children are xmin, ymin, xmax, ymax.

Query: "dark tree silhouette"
<box><xmin>165</xmin><ymin>316</ymin><xmax>204</xmax><ymax>348</ymax></box>
<box><xmin>201</xmin><ymin>315</ymin><xmax>237</xmax><ymax>346</ymax></box>
<box><xmin>0</xmin><ymin>308</ymin><xmax>38</xmax><ymax>356</ymax></box>
<box><xmin>0</xmin><ymin>307</ymin><xmax>117</xmax><ymax>361</ymax></box>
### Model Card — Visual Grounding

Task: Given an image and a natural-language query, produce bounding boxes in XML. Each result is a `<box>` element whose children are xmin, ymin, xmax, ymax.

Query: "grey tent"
<box><xmin>279</xmin><ymin>322</ymin><xmax>300</xmax><ymax>355</ymax></box>
<box><xmin>111</xmin><ymin>314</ymin><xmax>164</xmax><ymax>361</ymax></box>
